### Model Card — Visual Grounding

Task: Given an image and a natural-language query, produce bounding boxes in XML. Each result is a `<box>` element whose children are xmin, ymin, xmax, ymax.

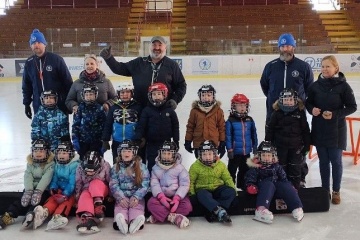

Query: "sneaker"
<box><xmin>46</xmin><ymin>214</ymin><xmax>68</xmax><ymax>231</ymax></box>
<box><xmin>0</xmin><ymin>212</ymin><xmax>15</xmax><ymax>229</ymax></box>
<box><xmin>332</xmin><ymin>191</ymin><xmax>341</xmax><ymax>205</ymax></box>
<box><xmin>217</xmin><ymin>209</ymin><xmax>232</xmax><ymax>223</ymax></box>
<box><xmin>146</xmin><ymin>215</ymin><xmax>157</xmax><ymax>224</ymax></box>
<box><xmin>292</xmin><ymin>208</ymin><xmax>304</xmax><ymax>222</ymax></box>
<box><xmin>168</xmin><ymin>213</ymin><xmax>190</xmax><ymax>228</ymax></box>
<box><xmin>22</xmin><ymin>211</ymin><xmax>35</xmax><ymax>228</ymax></box>
<box><xmin>94</xmin><ymin>205</ymin><xmax>106</xmax><ymax>221</ymax></box>
<box><xmin>115</xmin><ymin>213</ymin><xmax>128</xmax><ymax>235</ymax></box>
<box><xmin>33</xmin><ymin>206</ymin><xmax>49</xmax><ymax>229</ymax></box>
<box><xmin>77</xmin><ymin>218</ymin><xmax>100</xmax><ymax>234</ymax></box>
<box><xmin>129</xmin><ymin>215</ymin><xmax>145</xmax><ymax>234</ymax></box>
<box><xmin>254</xmin><ymin>208</ymin><xmax>274</xmax><ymax>224</ymax></box>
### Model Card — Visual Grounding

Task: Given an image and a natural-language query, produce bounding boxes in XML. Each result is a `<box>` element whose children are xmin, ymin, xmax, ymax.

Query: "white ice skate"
<box><xmin>33</xmin><ymin>205</ymin><xmax>49</xmax><ymax>229</ymax></box>
<box><xmin>129</xmin><ymin>215</ymin><xmax>145</xmax><ymax>234</ymax></box>
<box><xmin>253</xmin><ymin>208</ymin><xmax>274</xmax><ymax>224</ymax></box>
<box><xmin>22</xmin><ymin>211</ymin><xmax>35</xmax><ymax>229</ymax></box>
<box><xmin>46</xmin><ymin>214</ymin><xmax>69</xmax><ymax>230</ymax></box>
<box><xmin>168</xmin><ymin>213</ymin><xmax>191</xmax><ymax>228</ymax></box>
<box><xmin>115</xmin><ymin>213</ymin><xmax>128</xmax><ymax>235</ymax></box>
<box><xmin>292</xmin><ymin>208</ymin><xmax>304</xmax><ymax>222</ymax></box>
<box><xmin>77</xmin><ymin>218</ymin><xmax>100</xmax><ymax>234</ymax></box>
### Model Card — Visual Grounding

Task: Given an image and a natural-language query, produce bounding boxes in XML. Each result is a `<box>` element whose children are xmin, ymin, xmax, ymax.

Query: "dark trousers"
<box><xmin>144</xmin><ymin>141</ymin><xmax>163</xmax><ymax>172</ymax></box>
<box><xmin>79</xmin><ymin>140</ymin><xmax>102</xmax><ymax>160</ymax></box>
<box><xmin>277</xmin><ymin>147</ymin><xmax>304</xmax><ymax>189</ymax></box>
<box><xmin>195</xmin><ymin>185</ymin><xmax>236</xmax><ymax>212</ymax></box>
<box><xmin>227</xmin><ymin>154</ymin><xmax>250</xmax><ymax>190</ymax></box>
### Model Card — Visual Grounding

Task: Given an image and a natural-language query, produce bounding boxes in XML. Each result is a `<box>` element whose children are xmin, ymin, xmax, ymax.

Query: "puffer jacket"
<box><xmin>24</xmin><ymin>153</ymin><xmax>55</xmax><ymax>191</ymax></box>
<box><xmin>189</xmin><ymin>158</ymin><xmax>235</xmax><ymax>196</ymax></box>
<box><xmin>306</xmin><ymin>72</ymin><xmax>357</xmax><ymax>149</ymax></box>
<box><xmin>65</xmin><ymin>70</ymin><xmax>117</xmax><ymax>112</ymax></box>
<box><xmin>31</xmin><ymin>105</ymin><xmax>69</xmax><ymax>151</ymax></box>
<box><xmin>49</xmin><ymin>155</ymin><xmax>80</xmax><ymax>198</ymax></box>
<box><xmin>150</xmin><ymin>153</ymin><xmax>190</xmax><ymax>199</ymax></box>
<box><xmin>185</xmin><ymin>101</ymin><xmax>225</xmax><ymax>148</ymax></box>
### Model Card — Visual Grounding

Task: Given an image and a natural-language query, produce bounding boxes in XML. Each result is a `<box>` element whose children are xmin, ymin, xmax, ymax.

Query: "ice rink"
<box><xmin>0</xmin><ymin>75</ymin><xmax>359</xmax><ymax>240</ymax></box>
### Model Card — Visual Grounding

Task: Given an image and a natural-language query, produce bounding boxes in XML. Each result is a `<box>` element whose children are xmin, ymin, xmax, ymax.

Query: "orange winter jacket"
<box><xmin>185</xmin><ymin>101</ymin><xmax>226</xmax><ymax>148</ymax></box>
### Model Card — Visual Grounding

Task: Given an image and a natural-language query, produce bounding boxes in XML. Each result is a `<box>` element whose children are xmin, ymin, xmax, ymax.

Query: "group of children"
<box><xmin>0</xmin><ymin>77</ymin><xmax>309</xmax><ymax>233</ymax></box>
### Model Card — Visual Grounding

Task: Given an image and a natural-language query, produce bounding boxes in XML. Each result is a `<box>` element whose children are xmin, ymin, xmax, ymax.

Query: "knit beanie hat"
<box><xmin>29</xmin><ymin>29</ymin><xmax>47</xmax><ymax>46</ymax></box>
<box><xmin>278</xmin><ymin>33</ymin><xmax>296</xmax><ymax>48</ymax></box>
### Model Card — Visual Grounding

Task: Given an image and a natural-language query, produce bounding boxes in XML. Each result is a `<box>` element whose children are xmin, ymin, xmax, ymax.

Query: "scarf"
<box><xmin>84</xmin><ymin>69</ymin><xmax>99</xmax><ymax>81</ymax></box>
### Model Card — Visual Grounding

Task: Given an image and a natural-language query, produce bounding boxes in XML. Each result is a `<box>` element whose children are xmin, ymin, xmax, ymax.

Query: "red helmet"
<box><xmin>148</xmin><ymin>83</ymin><xmax>168</xmax><ymax>106</ymax></box>
<box><xmin>231</xmin><ymin>93</ymin><xmax>249</xmax><ymax>104</ymax></box>
<box><xmin>231</xmin><ymin>93</ymin><xmax>250</xmax><ymax>118</ymax></box>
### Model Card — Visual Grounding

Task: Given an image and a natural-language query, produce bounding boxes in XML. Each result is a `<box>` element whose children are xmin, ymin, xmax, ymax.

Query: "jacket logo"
<box><xmin>46</xmin><ymin>65</ymin><xmax>53</xmax><ymax>72</ymax></box>
<box><xmin>292</xmin><ymin>70</ymin><xmax>299</xmax><ymax>77</ymax></box>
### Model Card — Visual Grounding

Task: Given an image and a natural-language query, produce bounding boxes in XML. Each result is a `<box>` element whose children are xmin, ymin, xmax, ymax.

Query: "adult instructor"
<box><xmin>99</xmin><ymin>36</ymin><xmax>187</xmax><ymax>109</ymax></box>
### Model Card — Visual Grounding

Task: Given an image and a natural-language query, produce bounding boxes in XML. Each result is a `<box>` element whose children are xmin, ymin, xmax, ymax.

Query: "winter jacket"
<box><xmin>102</xmin><ymin>100</ymin><xmax>143</xmax><ymax>142</ymax></box>
<box><xmin>104</xmin><ymin>55</ymin><xmax>187</xmax><ymax>107</ymax></box>
<box><xmin>24</xmin><ymin>153</ymin><xmax>55</xmax><ymax>192</ymax></box>
<box><xmin>189</xmin><ymin>159</ymin><xmax>235</xmax><ymax>196</ymax></box>
<box><xmin>72</xmin><ymin>102</ymin><xmax>106</xmax><ymax>143</ymax></box>
<box><xmin>265</xmin><ymin>99</ymin><xmax>311</xmax><ymax>151</ymax></box>
<box><xmin>22</xmin><ymin>51</ymin><xmax>73</xmax><ymax>114</ymax></box>
<box><xmin>31</xmin><ymin>105</ymin><xmax>69</xmax><ymax>151</ymax></box>
<box><xmin>150</xmin><ymin>153</ymin><xmax>190</xmax><ymax>199</ymax></box>
<box><xmin>260</xmin><ymin>56</ymin><xmax>314</xmax><ymax>123</ymax></box>
<box><xmin>75</xmin><ymin>159</ymin><xmax>111</xmax><ymax>200</ymax></box>
<box><xmin>185</xmin><ymin>101</ymin><xmax>226</xmax><ymax>148</ymax></box>
<box><xmin>225</xmin><ymin>115</ymin><xmax>258</xmax><ymax>155</ymax></box>
<box><xmin>109</xmin><ymin>158</ymin><xmax>150</xmax><ymax>202</ymax></box>
<box><xmin>49</xmin><ymin>155</ymin><xmax>80</xmax><ymax>198</ymax></box>
<box><xmin>305</xmin><ymin>72</ymin><xmax>357</xmax><ymax>149</ymax></box>
<box><xmin>134</xmin><ymin>103</ymin><xmax>179</xmax><ymax>143</ymax></box>
<box><xmin>65</xmin><ymin>70</ymin><xmax>117</xmax><ymax>112</ymax></box>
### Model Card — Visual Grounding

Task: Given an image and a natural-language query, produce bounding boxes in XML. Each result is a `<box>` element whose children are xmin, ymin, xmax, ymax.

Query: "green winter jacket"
<box><xmin>189</xmin><ymin>159</ymin><xmax>235</xmax><ymax>195</ymax></box>
<box><xmin>24</xmin><ymin>153</ymin><xmax>55</xmax><ymax>191</ymax></box>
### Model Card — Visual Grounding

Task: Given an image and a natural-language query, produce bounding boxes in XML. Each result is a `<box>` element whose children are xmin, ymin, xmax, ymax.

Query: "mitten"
<box><xmin>72</xmin><ymin>138</ymin><xmax>80</xmax><ymax>153</ymax></box>
<box><xmin>246</xmin><ymin>185</ymin><xmax>258</xmax><ymax>195</ymax></box>
<box><xmin>170</xmin><ymin>195</ymin><xmax>181</xmax><ymax>213</ymax></box>
<box><xmin>31</xmin><ymin>189</ymin><xmax>43</xmax><ymax>206</ymax></box>
<box><xmin>53</xmin><ymin>194</ymin><xmax>67</xmax><ymax>204</ymax></box>
<box><xmin>184</xmin><ymin>140</ymin><xmax>193</xmax><ymax>153</ymax></box>
<box><xmin>119</xmin><ymin>197</ymin><xmax>130</xmax><ymax>208</ymax></box>
<box><xmin>157</xmin><ymin>192</ymin><xmax>171</xmax><ymax>209</ymax></box>
<box><xmin>21</xmin><ymin>190</ymin><xmax>33</xmax><ymax>207</ymax></box>
<box><xmin>25</xmin><ymin>105</ymin><xmax>32</xmax><ymax>119</ymax></box>
<box><xmin>166</xmin><ymin>99</ymin><xmax>177</xmax><ymax>110</ymax></box>
<box><xmin>218</xmin><ymin>141</ymin><xmax>226</xmax><ymax>158</ymax></box>
<box><xmin>99</xmin><ymin>45</ymin><xmax>112</xmax><ymax>60</ymax></box>
<box><xmin>129</xmin><ymin>196</ymin><xmax>139</xmax><ymax>208</ymax></box>
<box><xmin>227</xmin><ymin>150</ymin><xmax>234</xmax><ymax>160</ymax></box>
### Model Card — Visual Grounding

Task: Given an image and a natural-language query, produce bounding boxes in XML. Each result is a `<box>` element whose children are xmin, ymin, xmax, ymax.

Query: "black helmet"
<box><xmin>55</xmin><ymin>141</ymin><xmax>75</xmax><ymax>164</ymax></box>
<box><xmin>278</xmin><ymin>88</ymin><xmax>298</xmax><ymax>113</ymax></box>
<box><xmin>158</xmin><ymin>141</ymin><xmax>178</xmax><ymax>167</ymax></box>
<box><xmin>198</xmin><ymin>85</ymin><xmax>216</xmax><ymax>107</ymax></box>
<box><xmin>82</xmin><ymin>151</ymin><xmax>102</xmax><ymax>175</ymax></box>
<box><xmin>257</xmin><ymin>141</ymin><xmax>278</xmax><ymax>166</ymax></box>
<box><xmin>40</xmin><ymin>90</ymin><xmax>58</xmax><ymax>109</ymax></box>
<box><xmin>117</xmin><ymin>140</ymin><xmax>139</xmax><ymax>168</ymax></box>
<box><xmin>81</xmin><ymin>83</ymin><xmax>98</xmax><ymax>104</ymax></box>
<box><xmin>198</xmin><ymin>140</ymin><xmax>217</xmax><ymax>166</ymax></box>
<box><xmin>31</xmin><ymin>139</ymin><xmax>50</xmax><ymax>163</ymax></box>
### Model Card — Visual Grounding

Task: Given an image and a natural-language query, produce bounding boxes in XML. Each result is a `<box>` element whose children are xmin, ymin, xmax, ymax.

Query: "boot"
<box><xmin>0</xmin><ymin>212</ymin><xmax>15</xmax><ymax>229</ymax></box>
<box><xmin>332</xmin><ymin>191</ymin><xmax>341</xmax><ymax>205</ymax></box>
<box><xmin>33</xmin><ymin>206</ymin><xmax>49</xmax><ymax>229</ymax></box>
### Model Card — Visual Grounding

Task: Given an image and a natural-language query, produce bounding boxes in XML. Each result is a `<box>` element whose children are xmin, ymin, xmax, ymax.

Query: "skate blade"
<box><xmin>295</xmin><ymin>215</ymin><xmax>304</xmax><ymax>222</ymax></box>
<box><xmin>253</xmin><ymin>216</ymin><xmax>273</xmax><ymax>224</ymax></box>
<box><xmin>45</xmin><ymin>221</ymin><xmax>68</xmax><ymax>231</ymax></box>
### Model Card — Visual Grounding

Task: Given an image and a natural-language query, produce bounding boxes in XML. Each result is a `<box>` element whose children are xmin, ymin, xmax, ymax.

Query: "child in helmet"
<box><xmin>225</xmin><ymin>93</ymin><xmax>258</xmax><ymax>190</ymax></box>
<box><xmin>189</xmin><ymin>140</ymin><xmax>236</xmax><ymax>224</ymax></box>
<box><xmin>265</xmin><ymin>88</ymin><xmax>310</xmax><ymax>189</ymax></box>
<box><xmin>0</xmin><ymin>139</ymin><xmax>54</xmax><ymax>230</ymax></box>
<box><xmin>75</xmin><ymin>150</ymin><xmax>111</xmax><ymax>234</ymax></box>
<box><xmin>102</xmin><ymin>82</ymin><xmax>143</xmax><ymax>164</ymax></box>
<box><xmin>184</xmin><ymin>85</ymin><xmax>226</xmax><ymax>159</ymax></box>
<box><xmin>245</xmin><ymin>141</ymin><xmax>304</xmax><ymax>224</ymax></box>
<box><xmin>31</xmin><ymin>90</ymin><xmax>69</xmax><ymax>151</ymax></box>
<box><xmin>72</xmin><ymin>84</ymin><xmax>107</xmax><ymax>160</ymax></box>
<box><xmin>109</xmin><ymin>140</ymin><xmax>150</xmax><ymax>235</ymax></box>
<box><xmin>147</xmin><ymin>141</ymin><xmax>192</xmax><ymax>228</ymax></box>
<box><xmin>31</xmin><ymin>137</ymin><xmax>80</xmax><ymax>230</ymax></box>
<box><xmin>134</xmin><ymin>82</ymin><xmax>179</xmax><ymax>172</ymax></box>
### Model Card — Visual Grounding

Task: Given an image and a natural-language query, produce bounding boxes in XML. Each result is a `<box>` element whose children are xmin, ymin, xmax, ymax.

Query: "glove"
<box><xmin>25</xmin><ymin>105</ymin><xmax>32</xmax><ymax>119</ymax></box>
<box><xmin>246</xmin><ymin>185</ymin><xmax>258</xmax><ymax>195</ymax></box>
<box><xmin>99</xmin><ymin>45</ymin><xmax>112</xmax><ymax>60</ymax></box>
<box><xmin>170</xmin><ymin>195</ymin><xmax>181</xmax><ymax>213</ymax></box>
<box><xmin>218</xmin><ymin>141</ymin><xmax>226</xmax><ymax>158</ymax></box>
<box><xmin>119</xmin><ymin>197</ymin><xmax>130</xmax><ymax>208</ymax></box>
<box><xmin>101</xmin><ymin>141</ymin><xmax>110</xmax><ymax>153</ymax></box>
<box><xmin>227</xmin><ymin>150</ymin><xmax>234</xmax><ymax>160</ymax></box>
<box><xmin>166</xmin><ymin>99</ymin><xmax>177</xmax><ymax>110</ymax></box>
<box><xmin>31</xmin><ymin>189</ymin><xmax>43</xmax><ymax>206</ymax></box>
<box><xmin>21</xmin><ymin>190</ymin><xmax>33</xmax><ymax>207</ymax></box>
<box><xmin>72</xmin><ymin>138</ymin><xmax>80</xmax><ymax>153</ymax></box>
<box><xmin>157</xmin><ymin>192</ymin><xmax>171</xmax><ymax>209</ymax></box>
<box><xmin>129</xmin><ymin>196</ymin><xmax>139</xmax><ymax>208</ymax></box>
<box><xmin>53</xmin><ymin>194</ymin><xmax>67</xmax><ymax>204</ymax></box>
<box><xmin>184</xmin><ymin>140</ymin><xmax>193</xmax><ymax>154</ymax></box>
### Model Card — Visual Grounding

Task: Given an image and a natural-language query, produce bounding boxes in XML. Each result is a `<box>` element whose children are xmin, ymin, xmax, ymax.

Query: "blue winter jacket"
<box><xmin>22</xmin><ymin>51</ymin><xmax>73</xmax><ymax>114</ymax></box>
<box><xmin>31</xmin><ymin>105</ymin><xmax>69</xmax><ymax>151</ymax></box>
<box><xmin>49</xmin><ymin>155</ymin><xmax>80</xmax><ymax>198</ymax></box>
<box><xmin>225</xmin><ymin>115</ymin><xmax>258</xmax><ymax>155</ymax></box>
<box><xmin>260</xmin><ymin>56</ymin><xmax>314</xmax><ymax>123</ymax></box>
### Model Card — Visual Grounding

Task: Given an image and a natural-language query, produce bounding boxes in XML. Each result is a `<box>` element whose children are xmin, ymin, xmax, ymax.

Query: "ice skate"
<box><xmin>217</xmin><ymin>208</ymin><xmax>232</xmax><ymax>224</ymax></box>
<box><xmin>46</xmin><ymin>214</ymin><xmax>68</xmax><ymax>230</ymax></box>
<box><xmin>94</xmin><ymin>204</ymin><xmax>105</xmax><ymax>222</ymax></box>
<box><xmin>22</xmin><ymin>211</ymin><xmax>35</xmax><ymax>229</ymax></box>
<box><xmin>115</xmin><ymin>213</ymin><xmax>128</xmax><ymax>235</ymax></box>
<box><xmin>253</xmin><ymin>208</ymin><xmax>274</xmax><ymax>224</ymax></box>
<box><xmin>292</xmin><ymin>208</ymin><xmax>304</xmax><ymax>222</ymax></box>
<box><xmin>168</xmin><ymin>213</ymin><xmax>190</xmax><ymax>228</ymax></box>
<box><xmin>0</xmin><ymin>212</ymin><xmax>15</xmax><ymax>229</ymax></box>
<box><xmin>77</xmin><ymin>217</ymin><xmax>100</xmax><ymax>234</ymax></box>
<box><xmin>33</xmin><ymin>205</ymin><xmax>49</xmax><ymax>229</ymax></box>
<box><xmin>129</xmin><ymin>215</ymin><xmax>145</xmax><ymax>234</ymax></box>
<box><xmin>146</xmin><ymin>215</ymin><xmax>157</xmax><ymax>224</ymax></box>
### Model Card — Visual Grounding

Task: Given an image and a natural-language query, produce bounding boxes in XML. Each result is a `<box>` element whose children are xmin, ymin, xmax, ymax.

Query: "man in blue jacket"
<box><xmin>22</xmin><ymin>29</ymin><xmax>73</xmax><ymax>119</ymax></box>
